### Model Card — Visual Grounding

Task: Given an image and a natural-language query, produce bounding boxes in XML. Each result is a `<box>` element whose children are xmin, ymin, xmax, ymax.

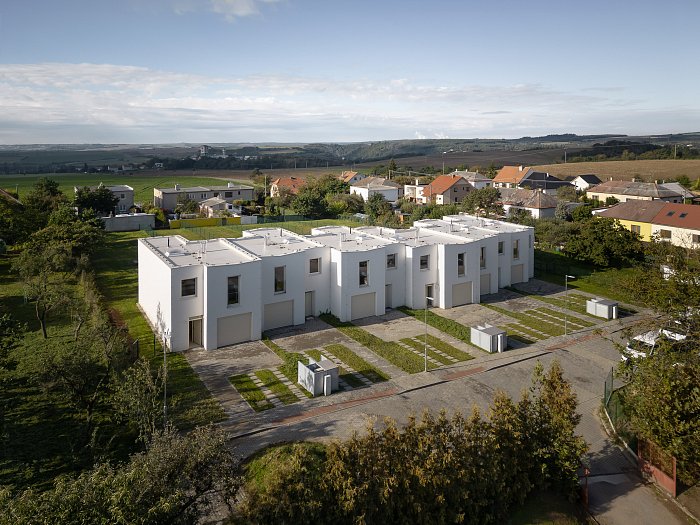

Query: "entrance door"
<box><xmin>385</xmin><ymin>284</ymin><xmax>392</xmax><ymax>309</ymax></box>
<box><xmin>305</xmin><ymin>291</ymin><xmax>314</xmax><ymax>317</ymax></box>
<box><xmin>426</xmin><ymin>284</ymin><xmax>434</xmax><ymax>307</ymax></box>
<box><xmin>188</xmin><ymin>318</ymin><xmax>203</xmax><ymax>348</ymax></box>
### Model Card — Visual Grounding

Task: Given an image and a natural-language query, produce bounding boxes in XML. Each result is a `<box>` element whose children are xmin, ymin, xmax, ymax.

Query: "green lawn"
<box><xmin>319</xmin><ymin>314</ymin><xmax>426</xmax><ymax>374</ymax></box>
<box><xmin>254</xmin><ymin>370</ymin><xmax>299</xmax><ymax>405</ymax></box>
<box><xmin>1</xmin><ymin>173</ymin><xmax>243</xmax><ymax>205</ymax></box>
<box><xmin>305</xmin><ymin>348</ymin><xmax>365</xmax><ymax>388</ymax></box>
<box><xmin>260</xmin><ymin>337</ymin><xmax>312</xmax><ymax>398</ymax></box>
<box><xmin>322</xmin><ymin>344</ymin><xmax>389</xmax><ymax>383</ymax></box>
<box><xmin>92</xmin><ymin>231</ymin><xmax>226</xmax><ymax>428</ymax></box>
<box><xmin>397</xmin><ymin>306</ymin><xmax>483</xmax><ymax>351</ymax></box>
<box><xmin>229</xmin><ymin>374</ymin><xmax>274</xmax><ymax>412</ymax></box>
<box><xmin>483</xmin><ymin>304</ymin><xmax>566</xmax><ymax>337</ymax></box>
<box><xmin>400</xmin><ymin>338</ymin><xmax>450</xmax><ymax>366</ymax></box>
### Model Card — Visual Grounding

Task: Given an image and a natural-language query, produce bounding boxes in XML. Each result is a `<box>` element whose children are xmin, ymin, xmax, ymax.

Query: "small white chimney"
<box><xmin>175</xmin><ymin>183</ymin><xmax>181</xmax><ymax>190</ymax></box>
<box><xmin>227</xmin><ymin>182</ymin><xmax>234</xmax><ymax>188</ymax></box>
<box><xmin>519</xmin><ymin>165</ymin><xmax>524</xmax><ymax>172</ymax></box>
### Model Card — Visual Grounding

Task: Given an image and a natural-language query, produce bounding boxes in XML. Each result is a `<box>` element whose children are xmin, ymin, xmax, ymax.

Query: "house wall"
<box><xmin>587</xmin><ymin>191</ymin><xmax>681</xmax><ymax>204</ymax></box>
<box><xmin>405</xmin><ymin>243</ymin><xmax>441</xmax><ymax>309</ymax></box>
<box><xmin>112</xmin><ymin>189</ymin><xmax>134</xmax><ymax>211</ymax></box>
<box><xmin>137</xmin><ymin>240</ymin><xmax>173</xmax><ymax>344</ymax></box>
<box><xmin>169</xmin><ymin>264</ymin><xmax>205</xmax><ymax>352</ymax></box>
<box><xmin>333</xmin><ymin>248</ymin><xmax>387</xmax><ymax>321</ymax></box>
<box><xmin>617</xmin><ymin>219</ymin><xmax>653</xmax><ymax>241</ymax></box>
<box><xmin>103</xmin><ymin>213</ymin><xmax>155</xmax><ymax>232</ymax></box>
<box><xmin>259</xmin><ymin>251</ymin><xmax>308</xmax><ymax>329</ymax></box>
<box><xmin>650</xmin><ymin>224</ymin><xmax>700</xmax><ymax>248</ymax></box>
<box><xmin>383</xmin><ymin>245</ymin><xmax>407</xmax><ymax>309</ymax></box>
<box><xmin>303</xmin><ymin>246</ymin><xmax>332</xmax><ymax>316</ymax></box>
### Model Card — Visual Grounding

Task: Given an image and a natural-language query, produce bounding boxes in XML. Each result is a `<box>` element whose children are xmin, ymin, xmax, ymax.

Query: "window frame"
<box><xmin>419</xmin><ymin>254</ymin><xmax>430</xmax><ymax>271</ymax></box>
<box><xmin>309</xmin><ymin>257</ymin><xmax>321</xmax><ymax>274</ymax></box>
<box><xmin>513</xmin><ymin>239</ymin><xmax>520</xmax><ymax>260</ymax></box>
<box><xmin>181</xmin><ymin>278</ymin><xmax>196</xmax><ymax>297</ymax></box>
<box><xmin>498</xmin><ymin>241</ymin><xmax>504</xmax><ymax>255</ymax></box>
<box><xmin>274</xmin><ymin>266</ymin><xmax>286</xmax><ymax>293</ymax></box>
<box><xmin>480</xmin><ymin>247</ymin><xmax>486</xmax><ymax>269</ymax></box>
<box><xmin>658</xmin><ymin>229</ymin><xmax>672</xmax><ymax>240</ymax></box>
<box><xmin>359</xmin><ymin>260</ymin><xmax>369</xmax><ymax>287</ymax></box>
<box><xmin>457</xmin><ymin>252</ymin><xmax>465</xmax><ymax>277</ymax></box>
<box><xmin>227</xmin><ymin>276</ymin><xmax>240</xmax><ymax>305</ymax></box>
<box><xmin>386</xmin><ymin>253</ymin><xmax>396</xmax><ymax>269</ymax></box>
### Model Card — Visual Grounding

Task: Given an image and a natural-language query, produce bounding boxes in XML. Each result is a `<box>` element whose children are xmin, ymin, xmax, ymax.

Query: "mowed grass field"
<box><xmin>534</xmin><ymin>159</ymin><xmax>700</xmax><ymax>182</ymax></box>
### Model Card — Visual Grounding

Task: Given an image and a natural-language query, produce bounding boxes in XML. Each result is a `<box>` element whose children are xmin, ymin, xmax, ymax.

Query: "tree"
<box><xmin>28</xmin><ymin>219</ymin><xmax>105</xmax><ymax>258</ymax></box>
<box><xmin>0</xmin><ymin>424</ymin><xmax>242</xmax><ymax>525</ymax></box>
<box><xmin>556</xmin><ymin>185</ymin><xmax>578</xmax><ymax>202</ymax></box>
<box><xmin>291</xmin><ymin>187</ymin><xmax>328</xmax><ymax>218</ymax></box>
<box><xmin>175</xmin><ymin>196</ymin><xmax>200</xmax><ymax>215</ymax></box>
<box><xmin>571</xmin><ymin>204</ymin><xmax>593</xmax><ymax>222</ymax></box>
<box><xmin>74</xmin><ymin>185</ymin><xmax>119</xmax><ymax>216</ymax></box>
<box><xmin>22</xmin><ymin>177</ymin><xmax>68</xmax><ymax>231</ymax></box>
<box><xmin>461</xmin><ymin>187</ymin><xmax>503</xmax><ymax>217</ymax></box>
<box><xmin>554</xmin><ymin>201</ymin><xmax>571</xmax><ymax>221</ymax></box>
<box><xmin>564</xmin><ymin>217</ymin><xmax>644</xmax><ymax>267</ymax></box>
<box><xmin>364</xmin><ymin>193</ymin><xmax>391</xmax><ymax>221</ymax></box>
<box><xmin>0</xmin><ymin>194</ymin><xmax>32</xmax><ymax>245</ymax></box>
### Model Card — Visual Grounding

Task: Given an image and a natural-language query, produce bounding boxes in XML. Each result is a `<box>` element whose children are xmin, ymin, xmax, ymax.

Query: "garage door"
<box><xmin>264</xmin><ymin>300</ymin><xmax>294</xmax><ymax>331</ymax></box>
<box><xmin>452</xmin><ymin>282</ymin><xmax>472</xmax><ymax>307</ymax></box>
<box><xmin>351</xmin><ymin>292</ymin><xmax>376</xmax><ymax>320</ymax></box>
<box><xmin>480</xmin><ymin>273</ymin><xmax>491</xmax><ymax>296</ymax></box>
<box><xmin>217</xmin><ymin>313</ymin><xmax>252</xmax><ymax>347</ymax></box>
<box><xmin>511</xmin><ymin>264</ymin><xmax>524</xmax><ymax>284</ymax></box>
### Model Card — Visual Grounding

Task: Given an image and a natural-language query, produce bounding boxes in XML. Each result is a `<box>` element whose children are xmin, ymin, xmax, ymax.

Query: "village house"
<box><xmin>270</xmin><ymin>177</ymin><xmax>305</xmax><ymax>197</ymax></box>
<box><xmin>153</xmin><ymin>182</ymin><xmax>254</xmax><ymax>211</ymax></box>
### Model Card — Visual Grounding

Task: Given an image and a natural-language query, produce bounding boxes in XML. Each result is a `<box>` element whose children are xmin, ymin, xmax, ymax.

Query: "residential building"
<box><xmin>500</xmin><ymin>188</ymin><xmax>559</xmax><ymax>218</ymax></box>
<box><xmin>422</xmin><ymin>174</ymin><xmax>473</xmax><ymax>204</ymax></box>
<box><xmin>270</xmin><ymin>177</ymin><xmax>304</xmax><ymax>197</ymax></box>
<box><xmin>74</xmin><ymin>183</ymin><xmax>134</xmax><ymax>213</ymax></box>
<box><xmin>586</xmin><ymin>180</ymin><xmax>683</xmax><ymax>203</ymax></box>
<box><xmin>517</xmin><ymin>172</ymin><xmax>572</xmax><ymax>194</ymax></box>
<box><xmin>572</xmin><ymin>174</ymin><xmax>602</xmax><ymax>192</ymax></box>
<box><xmin>596</xmin><ymin>201</ymin><xmax>700</xmax><ymax>247</ymax></box>
<box><xmin>660</xmin><ymin>182</ymin><xmax>696</xmax><ymax>203</ymax></box>
<box><xmin>340</xmin><ymin>171</ymin><xmax>366</xmax><ymax>185</ymax></box>
<box><xmin>153</xmin><ymin>182</ymin><xmax>254</xmax><ymax>210</ymax></box>
<box><xmin>199</xmin><ymin>197</ymin><xmax>238</xmax><ymax>218</ymax></box>
<box><xmin>137</xmin><ymin>215</ymin><xmax>533</xmax><ymax>351</ymax></box>
<box><xmin>492</xmin><ymin>165</ymin><xmax>533</xmax><ymax>188</ymax></box>
<box><xmin>447</xmin><ymin>170</ymin><xmax>493</xmax><ymax>189</ymax></box>
<box><xmin>350</xmin><ymin>177</ymin><xmax>401</xmax><ymax>203</ymax></box>
<box><xmin>403</xmin><ymin>180</ymin><xmax>426</xmax><ymax>203</ymax></box>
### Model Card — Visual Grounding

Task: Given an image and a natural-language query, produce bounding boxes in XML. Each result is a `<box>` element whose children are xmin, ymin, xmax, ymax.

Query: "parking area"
<box><xmin>184</xmin><ymin>279</ymin><xmax>642</xmax><ymax>418</ymax></box>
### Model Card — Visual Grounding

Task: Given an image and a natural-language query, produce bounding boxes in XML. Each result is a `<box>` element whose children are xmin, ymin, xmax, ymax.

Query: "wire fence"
<box><xmin>603</xmin><ymin>367</ymin><xmax>638</xmax><ymax>452</ymax></box>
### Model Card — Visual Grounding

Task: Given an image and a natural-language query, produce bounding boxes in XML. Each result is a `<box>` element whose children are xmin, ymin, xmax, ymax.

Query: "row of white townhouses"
<box><xmin>138</xmin><ymin>214</ymin><xmax>534</xmax><ymax>351</ymax></box>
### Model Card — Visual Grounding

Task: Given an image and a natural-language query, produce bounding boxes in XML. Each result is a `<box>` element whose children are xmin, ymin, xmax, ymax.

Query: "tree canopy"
<box><xmin>74</xmin><ymin>185</ymin><xmax>119</xmax><ymax>216</ymax></box>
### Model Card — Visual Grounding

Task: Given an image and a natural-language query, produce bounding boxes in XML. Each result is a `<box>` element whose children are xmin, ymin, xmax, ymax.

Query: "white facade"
<box><xmin>137</xmin><ymin>215</ymin><xmax>534</xmax><ymax>351</ymax></box>
<box><xmin>350</xmin><ymin>185</ymin><xmax>400</xmax><ymax>203</ymax></box>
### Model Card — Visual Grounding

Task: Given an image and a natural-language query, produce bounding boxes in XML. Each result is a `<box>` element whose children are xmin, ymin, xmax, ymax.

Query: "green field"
<box><xmin>0</xmin><ymin>172</ymin><xmax>252</xmax><ymax>205</ymax></box>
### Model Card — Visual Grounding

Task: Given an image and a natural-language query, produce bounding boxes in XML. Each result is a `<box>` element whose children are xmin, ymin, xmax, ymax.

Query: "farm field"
<box><xmin>533</xmin><ymin>159</ymin><xmax>700</xmax><ymax>182</ymax></box>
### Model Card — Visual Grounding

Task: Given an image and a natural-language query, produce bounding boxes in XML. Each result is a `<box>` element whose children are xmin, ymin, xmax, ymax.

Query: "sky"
<box><xmin>0</xmin><ymin>0</ymin><xmax>698</xmax><ymax>144</ymax></box>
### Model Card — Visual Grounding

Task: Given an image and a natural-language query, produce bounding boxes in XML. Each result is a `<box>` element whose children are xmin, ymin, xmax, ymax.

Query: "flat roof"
<box><xmin>443</xmin><ymin>214</ymin><xmax>531</xmax><ymax>233</ymax></box>
<box><xmin>142</xmin><ymin>236</ymin><xmax>258</xmax><ymax>267</ymax></box>
<box><xmin>156</xmin><ymin>184</ymin><xmax>253</xmax><ymax>194</ymax></box>
<box><xmin>412</xmin><ymin>220</ymin><xmax>496</xmax><ymax>242</ymax></box>
<box><xmin>232</xmin><ymin>228</ymin><xmax>323</xmax><ymax>256</ymax></box>
<box><xmin>356</xmin><ymin>225</ymin><xmax>472</xmax><ymax>247</ymax></box>
<box><xmin>310</xmin><ymin>226</ymin><xmax>394</xmax><ymax>252</ymax></box>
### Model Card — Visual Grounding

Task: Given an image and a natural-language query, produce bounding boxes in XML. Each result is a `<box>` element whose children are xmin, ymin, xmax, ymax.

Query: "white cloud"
<box><xmin>0</xmin><ymin>62</ymin><xmax>695</xmax><ymax>144</ymax></box>
<box><xmin>166</xmin><ymin>0</ymin><xmax>282</xmax><ymax>21</ymax></box>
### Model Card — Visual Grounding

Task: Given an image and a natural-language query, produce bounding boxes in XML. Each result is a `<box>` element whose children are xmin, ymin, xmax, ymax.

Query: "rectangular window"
<box><xmin>420</xmin><ymin>254</ymin><xmax>429</xmax><ymax>270</ymax></box>
<box><xmin>309</xmin><ymin>258</ymin><xmax>321</xmax><ymax>274</ymax></box>
<box><xmin>693</xmin><ymin>234</ymin><xmax>700</xmax><ymax>244</ymax></box>
<box><xmin>513</xmin><ymin>240</ymin><xmax>520</xmax><ymax>260</ymax></box>
<box><xmin>659</xmin><ymin>229</ymin><xmax>672</xmax><ymax>239</ymax></box>
<box><xmin>498</xmin><ymin>241</ymin><xmax>504</xmax><ymax>255</ymax></box>
<box><xmin>457</xmin><ymin>253</ymin><xmax>465</xmax><ymax>276</ymax></box>
<box><xmin>631</xmin><ymin>225</ymin><xmax>641</xmax><ymax>234</ymax></box>
<box><xmin>359</xmin><ymin>260</ymin><xmax>369</xmax><ymax>286</ymax></box>
<box><xmin>386</xmin><ymin>253</ymin><xmax>396</xmax><ymax>269</ymax></box>
<box><xmin>227</xmin><ymin>276</ymin><xmax>239</xmax><ymax>305</ymax></box>
<box><xmin>120</xmin><ymin>193</ymin><xmax>125</xmax><ymax>199</ymax></box>
<box><xmin>200</xmin><ymin>193</ymin><xmax>206</xmax><ymax>199</ymax></box>
<box><xmin>181</xmin><ymin>278</ymin><xmax>196</xmax><ymax>297</ymax></box>
<box><xmin>480</xmin><ymin>247</ymin><xmax>486</xmax><ymax>269</ymax></box>
<box><xmin>274</xmin><ymin>266</ymin><xmax>286</xmax><ymax>293</ymax></box>
<box><xmin>225</xmin><ymin>191</ymin><xmax>233</xmax><ymax>198</ymax></box>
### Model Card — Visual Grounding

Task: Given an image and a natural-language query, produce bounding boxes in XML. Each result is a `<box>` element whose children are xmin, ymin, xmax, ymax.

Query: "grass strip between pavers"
<box><xmin>254</xmin><ymin>369</ymin><xmax>299</xmax><ymax>405</ymax></box>
<box><xmin>323</xmin><ymin>344</ymin><xmax>390</xmax><ymax>383</ymax></box>
<box><xmin>319</xmin><ymin>314</ymin><xmax>426</xmax><ymax>374</ymax></box>
<box><xmin>261</xmin><ymin>337</ymin><xmax>313</xmax><ymax>398</ymax></box>
<box><xmin>400</xmin><ymin>338</ymin><xmax>449</xmax><ymax>367</ymax></box>
<box><xmin>229</xmin><ymin>374</ymin><xmax>274</xmax><ymax>412</ymax></box>
<box><xmin>306</xmin><ymin>348</ymin><xmax>365</xmax><ymax>388</ymax></box>
<box><xmin>483</xmin><ymin>304</ymin><xmax>565</xmax><ymax>337</ymax></box>
<box><xmin>396</xmin><ymin>306</ymin><xmax>484</xmax><ymax>351</ymax></box>
<box><xmin>534</xmin><ymin>307</ymin><xmax>595</xmax><ymax>327</ymax></box>
<box><xmin>424</xmin><ymin>333</ymin><xmax>474</xmax><ymax>361</ymax></box>
<box><xmin>507</xmin><ymin>332</ymin><xmax>536</xmax><ymax>345</ymax></box>
<box><xmin>505</xmin><ymin>323</ymin><xmax>543</xmax><ymax>341</ymax></box>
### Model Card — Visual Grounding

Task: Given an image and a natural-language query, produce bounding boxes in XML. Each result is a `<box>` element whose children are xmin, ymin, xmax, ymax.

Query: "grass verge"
<box><xmin>261</xmin><ymin>336</ymin><xmax>312</xmax><ymax>398</ymax></box>
<box><xmin>323</xmin><ymin>344</ymin><xmax>389</xmax><ymax>383</ymax></box>
<box><xmin>483</xmin><ymin>304</ymin><xmax>565</xmax><ymax>337</ymax></box>
<box><xmin>397</xmin><ymin>306</ymin><xmax>482</xmax><ymax>351</ymax></box>
<box><xmin>254</xmin><ymin>370</ymin><xmax>299</xmax><ymax>405</ymax></box>
<box><xmin>319</xmin><ymin>314</ymin><xmax>425</xmax><ymax>374</ymax></box>
<box><xmin>305</xmin><ymin>348</ymin><xmax>365</xmax><ymax>388</ymax></box>
<box><xmin>229</xmin><ymin>374</ymin><xmax>274</xmax><ymax>412</ymax></box>
<box><xmin>400</xmin><ymin>338</ymin><xmax>450</xmax><ymax>366</ymax></box>
<box><xmin>423</xmin><ymin>333</ymin><xmax>474</xmax><ymax>361</ymax></box>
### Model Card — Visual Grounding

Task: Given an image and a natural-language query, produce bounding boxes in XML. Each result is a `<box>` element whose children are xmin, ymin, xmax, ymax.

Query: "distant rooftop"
<box><xmin>233</xmin><ymin>228</ymin><xmax>323</xmax><ymax>256</ymax></box>
<box><xmin>310</xmin><ymin>225</ymin><xmax>394</xmax><ymax>252</ymax></box>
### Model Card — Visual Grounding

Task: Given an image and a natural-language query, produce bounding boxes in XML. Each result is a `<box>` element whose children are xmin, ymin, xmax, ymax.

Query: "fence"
<box><xmin>603</xmin><ymin>367</ymin><xmax>677</xmax><ymax>498</ymax></box>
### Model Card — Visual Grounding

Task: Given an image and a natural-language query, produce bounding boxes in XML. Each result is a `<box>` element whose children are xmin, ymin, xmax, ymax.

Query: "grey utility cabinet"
<box><xmin>471</xmin><ymin>324</ymin><xmax>507</xmax><ymax>353</ymax></box>
<box><xmin>298</xmin><ymin>357</ymin><xmax>339</xmax><ymax>397</ymax></box>
<box><xmin>586</xmin><ymin>298</ymin><xmax>618</xmax><ymax>320</ymax></box>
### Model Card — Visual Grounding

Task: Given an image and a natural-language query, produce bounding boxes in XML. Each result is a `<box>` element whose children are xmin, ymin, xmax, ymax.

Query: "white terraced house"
<box><xmin>137</xmin><ymin>214</ymin><xmax>533</xmax><ymax>351</ymax></box>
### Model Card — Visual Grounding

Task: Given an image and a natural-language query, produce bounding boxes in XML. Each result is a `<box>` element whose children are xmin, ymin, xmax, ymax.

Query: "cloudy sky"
<box><xmin>1</xmin><ymin>0</ymin><xmax>698</xmax><ymax>144</ymax></box>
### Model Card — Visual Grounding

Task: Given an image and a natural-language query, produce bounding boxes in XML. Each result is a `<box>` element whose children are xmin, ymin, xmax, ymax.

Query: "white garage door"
<box><xmin>511</xmin><ymin>264</ymin><xmax>524</xmax><ymax>284</ymax></box>
<box><xmin>351</xmin><ymin>292</ymin><xmax>376</xmax><ymax>320</ymax></box>
<box><xmin>264</xmin><ymin>300</ymin><xmax>294</xmax><ymax>331</ymax></box>
<box><xmin>217</xmin><ymin>313</ymin><xmax>252</xmax><ymax>347</ymax></box>
<box><xmin>452</xmin><ymin>282</ymin><xmax>472</xmax><ymax>307</ymax></box>
<box><xmin>480</xmin><ymin>273</ymin><xmax>491</xmax><ymax>296</ymax></box>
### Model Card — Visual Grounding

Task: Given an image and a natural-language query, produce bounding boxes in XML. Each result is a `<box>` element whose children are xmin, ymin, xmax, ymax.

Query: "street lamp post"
<box><xmin>564</xmin><ymin>275</ymin><xmax>576</xmax><ymax>335</ymax></box>
<box><xmin>424</xmin><ymin>296</ymin><xmax>434</xmax><ymax>372</ymax></box>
